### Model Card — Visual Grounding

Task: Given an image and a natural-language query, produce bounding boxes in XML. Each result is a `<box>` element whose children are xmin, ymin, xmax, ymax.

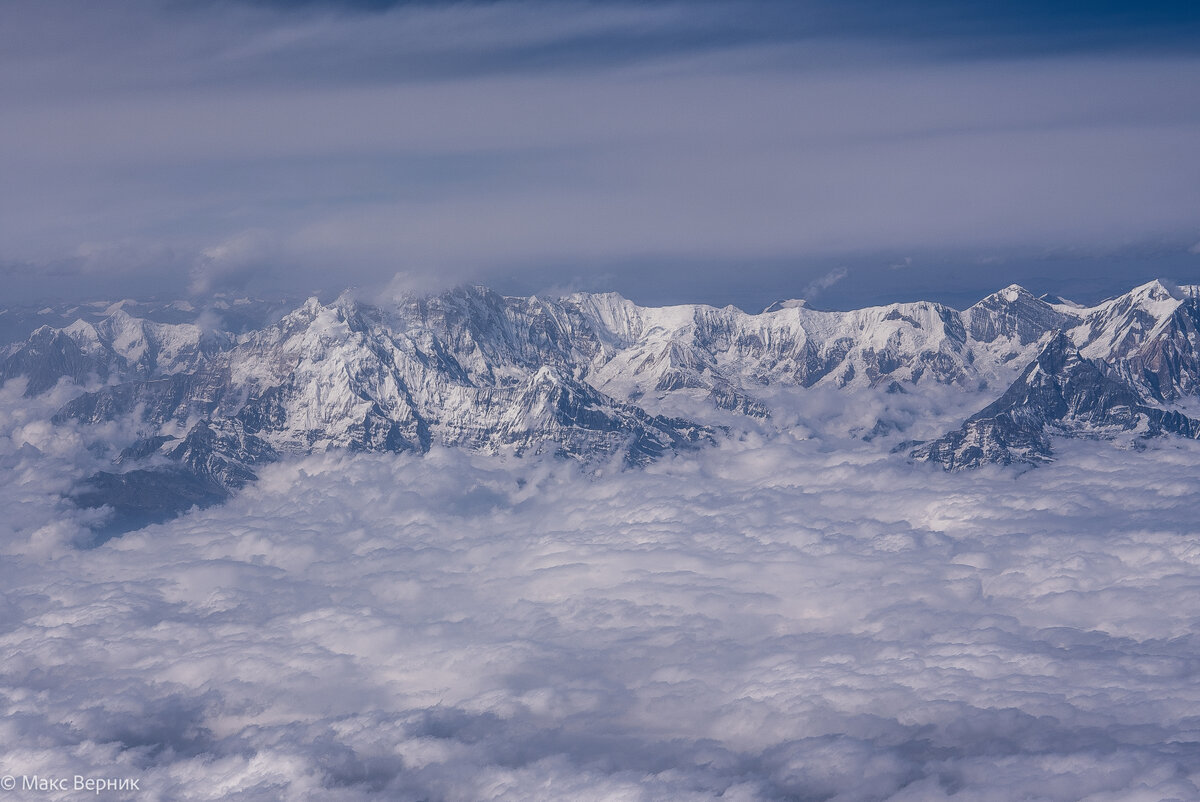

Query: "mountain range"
<box><xmin>4</xmin><ymin>279</ymin><xmax>1199</xmax><ymax>537</ymax></box>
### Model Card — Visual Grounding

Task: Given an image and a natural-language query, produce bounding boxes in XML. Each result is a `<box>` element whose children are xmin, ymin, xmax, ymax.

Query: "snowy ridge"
<box><xmin>4</xmin><ymin>278</ymin><xmax>1200</xmax><ymax>531</ymax></box>
<box><xmin>912</xmin><ymin>332</ymin><xmax>1200</xmax><ymax>470</ymax></box>
<box><xmin>1069</xmin><ymin>280</ymin><xmax>1200</xmax><ymax>401</ymax></box>
<box><xmin>0</xmin><ymin>311</ymin><xmax>228</xmax><ymax>396</ymax></box>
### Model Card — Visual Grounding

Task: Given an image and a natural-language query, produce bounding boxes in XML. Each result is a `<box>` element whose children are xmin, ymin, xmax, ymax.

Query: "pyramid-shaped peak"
<box><xmin>762</xmin><ymin>299</ymin><xmax>808</xmax><ymax>313</ymax></box>
<box><xmin>273</xmin><ymin>296</ymin><xmax>330</xmax><ymax>330</ymax></box>
<box><xmin>965</xmin><ymin>284</ymin><xmax>1071</xmax><ymax>346</ymax></box>
<box><xmin>103</xmin><ymin>299</ymin><xmax>139</xmax><ymax>316</ymax></box>
<box><xmin>972</xmin><ymin>284</ymin><xmax>1037</xmax><ymax>307</ymax></box>
<box><xmin>1129</xmin><ymin>278</ymin><xmax>1184</xmax><ymax>301</ymax></box>
<box><xmin>999</xmin><ymin>284</ymin><xmax>1034</xmax><ymax>301</ymax></box>
<box><xmin>103</xmin><ymin>306</ymin><xmax>139</xmax><ymax>322</ymax></box>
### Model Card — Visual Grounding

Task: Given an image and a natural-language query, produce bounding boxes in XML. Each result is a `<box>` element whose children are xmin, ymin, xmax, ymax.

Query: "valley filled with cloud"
<box><xmin>4</xmin><ymin>379</ymin><xmax>1200</xmax><ymax>800</ymax></box>
<box><xmin>5</xmin><ymin>1</ymin><xmax>1200</xmax><ymax>798</ymax></box>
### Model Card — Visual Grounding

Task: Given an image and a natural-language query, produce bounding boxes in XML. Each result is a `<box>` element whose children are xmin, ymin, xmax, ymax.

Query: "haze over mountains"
<box><xmin>3</xmin><ymin>278</ymin><xmax>1200</xmax><ymax>537</ymax></box>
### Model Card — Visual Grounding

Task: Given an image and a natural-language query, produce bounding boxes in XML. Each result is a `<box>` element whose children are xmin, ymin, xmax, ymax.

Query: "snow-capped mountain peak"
<box><xmin>762</xmin><ymin>298</ymin><xmax>809</xmax><ymax>313</ymax></box>
<box><xmin>6</xmin><ymin>278</ymin><xmax>1200</xmax><ymax>531</ymax></box>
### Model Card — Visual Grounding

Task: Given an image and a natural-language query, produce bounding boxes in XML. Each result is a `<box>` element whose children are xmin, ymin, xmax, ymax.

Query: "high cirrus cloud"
<box><xmin>4</xmin><ymin>376</ymin><xmax>1200</xmax><ymax>799</ymax></box>
<box><xmin>2</xmin><ymin>1</ymin><xmax>1199</xmax><ymax>304</ymax></box>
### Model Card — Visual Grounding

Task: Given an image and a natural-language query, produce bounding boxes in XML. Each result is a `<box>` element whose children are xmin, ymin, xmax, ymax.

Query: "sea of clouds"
<box><xmin>3</xmin><ymin>379</ymin><xmax>1200</xmax><ymax>800</ymax></box>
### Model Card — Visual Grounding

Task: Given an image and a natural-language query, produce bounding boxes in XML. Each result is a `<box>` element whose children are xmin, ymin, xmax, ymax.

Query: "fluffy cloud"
<box><xmin>4</xmin><ymin>378</ymin><xmax>1200</xmax><ymax>799</ymax></box>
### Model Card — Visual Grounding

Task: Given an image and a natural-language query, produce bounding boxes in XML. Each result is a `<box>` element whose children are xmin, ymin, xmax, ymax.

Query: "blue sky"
<box><xmin>2</xmin><ymin>0</ymin><xmax>1199</xmax><ymax>310</ymax></box>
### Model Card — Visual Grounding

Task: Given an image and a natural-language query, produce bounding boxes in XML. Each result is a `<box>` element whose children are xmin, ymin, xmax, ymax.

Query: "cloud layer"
<box><xmin>3</xmin><ymin>1</ymin><xmax>1200</xmax><ymax>306</ymax></box>
<box><xmin>4</xmin><ymin>378</ymin><xmax>1200</xmax><ymax>799</ymax></box>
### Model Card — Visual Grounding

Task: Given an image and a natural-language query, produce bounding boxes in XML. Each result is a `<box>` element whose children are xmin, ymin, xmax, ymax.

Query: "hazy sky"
<box><xmin>3</xmin><ymin>0</ymin><xmax>1200</xmax><ymax>310</ymax></box>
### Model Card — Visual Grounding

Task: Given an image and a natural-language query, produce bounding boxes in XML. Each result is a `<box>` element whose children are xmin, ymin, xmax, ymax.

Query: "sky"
<box><xmin>3</xmin><ymin>0</ymin><xmax>1200</xmax><ymax>311</ymax></box>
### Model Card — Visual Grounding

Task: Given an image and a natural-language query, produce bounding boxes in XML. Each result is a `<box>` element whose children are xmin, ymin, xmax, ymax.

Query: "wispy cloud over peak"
<box><xmin>802</xmin><ymin>266</ymin><xmax>848</xmax><ymax>300</ymax></box>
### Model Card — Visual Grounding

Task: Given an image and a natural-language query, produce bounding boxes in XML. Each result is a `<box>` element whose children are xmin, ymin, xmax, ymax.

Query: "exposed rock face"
<box><xmin>1070</xmin><ymin>281</ymin><xmax>1200</xmax><ymax>402</ymax></box>
<box><xmin>912</xmin><ymin>333</ymin><xmax>1200</xmax><ymax>469</ymax></box>
<box><xmin>963</xmin><ymin>285</ymin><xmax>1074</xmax><ymax>346</ymax></box>
<box><xmin>4</xmin><ymin>279</ymin><xmax>1200</xmax><ymax>530</ymax></box>
<box><xmin>1</xmin><ymin>310</ymin><xmax>229</xmax><ymax>396</ymax></box>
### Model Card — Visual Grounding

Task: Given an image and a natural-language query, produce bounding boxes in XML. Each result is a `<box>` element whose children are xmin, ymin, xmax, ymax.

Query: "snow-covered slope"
<box><xmin>913</xmin><ymin>332</ymin><xmax>1200</xmax><ymax>469</ymax></box>
<box><xmin>566</xmin><ymin>288</ymin><xmax>1064</xmax><ymax>423</ymax></box>
<box><xmin>6</xmin><ymin>278</ymin><xmax>1200</xmax><ymax>530</ymax></box>
<box><xmin>0</xmin><ymin>310</ymin><xmax>229</xmax><ymax>395</ymax></box>
<box><xmin>47</xmin><ymin>290</ymin><xmax>713</xmax><ymax>535</ymax></box>
<box><xmin>1068</xmin><ymin>280</ymin><xmax>1200</xmax><ymax>401</ymax></box>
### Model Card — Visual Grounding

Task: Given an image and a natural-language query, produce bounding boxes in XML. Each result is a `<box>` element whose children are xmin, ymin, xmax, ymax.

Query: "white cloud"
<box><xmin>3</xmin><ymin>1</ymin><xmax>1200</xmax><ymax>301</ymax></box>
<box><xmin>802</xmin><ymin>266</ymin><xmax>849</xmax><ymax>300</ymax></box>
<box><xmin>189</xmin><ymin>230</ymin><xmax>278</xmax><ymax>295</ymax></box>
<box><xmin>4</xmin><ymin>381</ymin><xmax>1200</xmax><ymax>798</ymax></box>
